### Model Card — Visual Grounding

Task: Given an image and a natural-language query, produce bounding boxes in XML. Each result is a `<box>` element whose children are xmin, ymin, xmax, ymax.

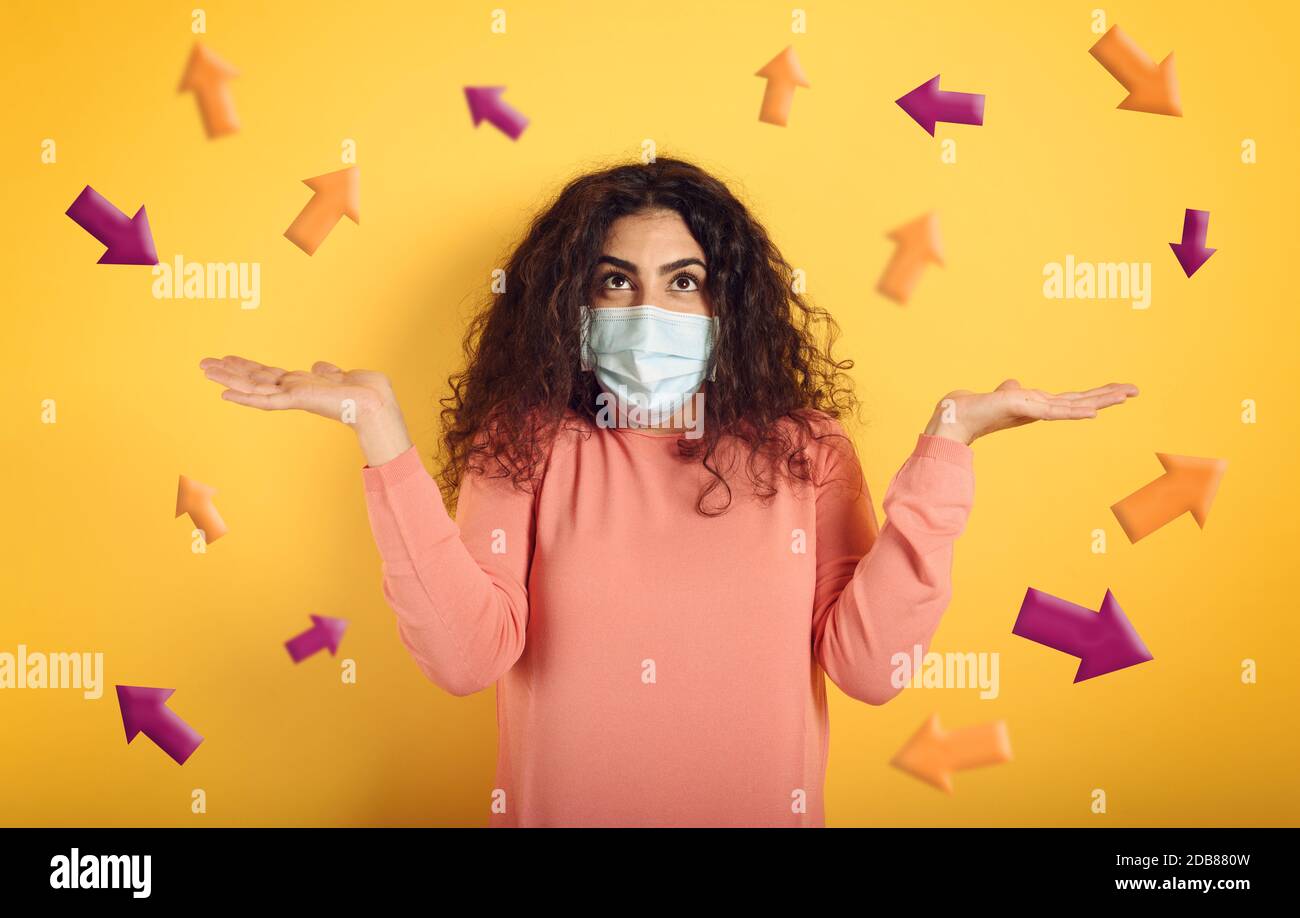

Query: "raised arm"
<box><xmin>361</xmin><ymin>444</ymin><xmax>534</xmax><ymax>696</ymax></box>
<box><xmin>810</xmin><ymin>378</ymin><xmax>1139</xmax><ymax>703</ymax></box>
<box><xmin>811</xmin><ymin>425</ymin><xmax>975</xmax><ymax>705</ymax></box>
<box><xmin>197</xmin><ymin>354</ymin><xmax>534</xmax><ymax>696</ymax></box>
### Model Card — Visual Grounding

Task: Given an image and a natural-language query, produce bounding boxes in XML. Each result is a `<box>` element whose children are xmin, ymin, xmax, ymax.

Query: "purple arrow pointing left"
<box><xmin>895</xmin><ymin>75</ymin><xmax>986</xmax><ymax>136</ymax></box>
<box><xmin>65</xmin><ymin>185</ymin><xmax>158</xmax><ymax>265</ymax></box>
<box><xmin>116</xmin><ymin>685</ymin><xmax>203</xmax><ymax>765</ymax></box>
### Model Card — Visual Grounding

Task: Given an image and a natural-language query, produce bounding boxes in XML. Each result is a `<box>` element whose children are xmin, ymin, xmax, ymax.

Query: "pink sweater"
<box><xmin>360</xmin><ymin>412</ymin><xmax>975</xmax><ymax>827</ymax></box>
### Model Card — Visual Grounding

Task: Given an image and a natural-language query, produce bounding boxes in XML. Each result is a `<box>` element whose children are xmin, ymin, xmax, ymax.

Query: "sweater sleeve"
<box><xmin>810</xmin><ymin>425</ymin><xmax>975</xmax><ymax>705</ymax></box>
<box><xmin>360</xmin><ymin>445</ymin><xmax>536</xmax><ymax>696</ymax></box>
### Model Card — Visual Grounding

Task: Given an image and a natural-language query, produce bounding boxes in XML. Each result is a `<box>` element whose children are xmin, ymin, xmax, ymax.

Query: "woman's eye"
<box><xmin>671</xmin><ymin>274</ymin><xmax>700</xmax><ymax>292</ymax></box>
<box><xmin>602</xmin><ymin>273</ymin><xmax>631</xmax><ymax>289</ymax></box>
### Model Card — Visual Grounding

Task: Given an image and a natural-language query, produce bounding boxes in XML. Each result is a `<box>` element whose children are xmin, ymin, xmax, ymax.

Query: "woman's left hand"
<box><xmin>923</xmin><ymin>379</ymin><xmax>1139</xmax><ymax>446</ymax></box>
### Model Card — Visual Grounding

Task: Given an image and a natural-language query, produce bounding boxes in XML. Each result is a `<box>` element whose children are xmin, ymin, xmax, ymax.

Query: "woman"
<box><xmin>199</xmin><ymin>157</ymin><xmax>1136</xmax><ymax>827</ymax></box>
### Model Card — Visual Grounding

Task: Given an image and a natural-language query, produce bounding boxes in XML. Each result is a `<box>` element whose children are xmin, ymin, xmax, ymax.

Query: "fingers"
<box><xmin>220</xmin><ymin>389</ymin><xmax>296</xmax><ymax>411</ymax></box>
<box><xmin>1018</xmin><ymin>397</ymin><xmax>1098</xmax><ymax>421</ymax></box>
<box><xmin>1079</xmin><ymin>390</ymin><xmax>1133</xmax><ymax>410</ymax></box>
<box><xmin>1015</xmin><ymin>382</ymin><xmax>1140</xmax><ymax>416</ymax></box>
<box><xmin>1038</xmin><ymin>390</ymin><xmax>1119</xmax><ymax>410</ymax></box>
<box><xmin>1055</xmin><ymin>385</ymin><xmax>1139</xmax><ymax>412</ymax></box>
<box><xmin>200</xmin><ymin>355</ymin><xmax>278</xmax><ymax>376</ymax></box>
<box><xmin>1054</xmin><ymin>382</ymin><xmax>1140</xmax><ymax>400</ymax></box>
<box><xmin>214</xmin><ymin>354</ymin><xmax>265</xmax><ymax>373</ymax></box>
<box><xmin>199</xmin><ymin>356</ymin><xmax>297</xmax><ymax>412</ymax></box>
<box><xmin>201</xmin><ymin>362</ymin><xmax>285</xmax><ymax>395</ymax></box>
<box><xmin>198</xmin><ymin>356</ymin><xmax>352</xmax><ymax>415</ymax></box>
<box><xmin>199</xmin><ymin>355</ymin><xmax>288</xmax><ymax>389</ymax></box>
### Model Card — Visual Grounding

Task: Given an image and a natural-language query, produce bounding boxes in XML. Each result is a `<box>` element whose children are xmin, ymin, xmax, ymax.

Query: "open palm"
<box><xmin>927</xmin><ymin>379</ymin><xmax>1139</xmax><ymax>445</ymax></box>
<box><xmin>199</xmin><ymin>355</ymin><xmax>394</xmax><ymax>422</ymax></box>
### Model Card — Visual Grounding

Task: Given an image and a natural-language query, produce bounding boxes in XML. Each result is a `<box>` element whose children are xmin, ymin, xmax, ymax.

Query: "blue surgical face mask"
<box><xmin>580</xmin><ymin>304</ymin><xmax>717</xmax><ymax>425</ymax></box>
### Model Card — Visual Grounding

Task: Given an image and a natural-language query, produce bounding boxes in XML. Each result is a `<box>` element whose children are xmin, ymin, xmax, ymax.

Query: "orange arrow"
<box><xmin>892</xmin><ymin>713</ymin><xmax>1012</xmax><ymax>794</ymax></box>
<box><xmin>1088</xmin><ymin>25</ymin><xmax>1181</xmax><ymax>117</ymax></box>
<box><xmin>176</xmin><ymin>475</ymin><xmax>227</xmax><ymax>543</ymax></box>
<box><xmin>1111</xmin><ymin>453</ymin><xmax>1226</xmax><ymax>543</ymax></box>
<box><xmin>755</xmin><ymin>46</ymin><xmax>809</xmax><ymax>126</ymax></box>
<box><xmin>178</xmin><ymin>42</ymin><xmax>240</xmax><ymax>138</ymax></box>
<box><xmin>877</xmin><ymin>212</ymin><xmax>943</xmax><ymax>304</ymax></box>
<box><xmin>284</xmin><ymin>166</ymin><xmax>360</xmax><ymax>256</ymax></box>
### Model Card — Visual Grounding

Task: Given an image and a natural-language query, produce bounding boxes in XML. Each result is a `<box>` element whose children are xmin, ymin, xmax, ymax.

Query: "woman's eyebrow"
<box><xmin>596</xmin><ymin>255</ymin><xmax>706</xmax><ymax>275</ymax></box>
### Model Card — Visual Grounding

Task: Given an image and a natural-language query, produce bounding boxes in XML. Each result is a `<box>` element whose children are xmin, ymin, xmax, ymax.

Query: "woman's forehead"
<box><xmin>602</xmin><ymin>209</ymin><xmax>703</xmax><ymax>261</ymax></box>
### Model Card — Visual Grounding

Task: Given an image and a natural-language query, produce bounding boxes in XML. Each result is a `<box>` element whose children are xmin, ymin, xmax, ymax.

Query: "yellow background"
<box><xmin>1</xmin><ymin>0</ymin><xmax>1296</xmax><ymax>827</ymax></box>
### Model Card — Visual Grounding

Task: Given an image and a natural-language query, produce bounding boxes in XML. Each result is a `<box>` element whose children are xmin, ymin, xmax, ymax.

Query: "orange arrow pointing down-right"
<box><xmin>1111</xmin><ymin>453</ymin><xmax>1227</xmax><ymax>543</ymax></box>
<box><xmin>1089</xmin><ymin>24</ymin><xmax>1181</xmax><ymax>116</ymax></box>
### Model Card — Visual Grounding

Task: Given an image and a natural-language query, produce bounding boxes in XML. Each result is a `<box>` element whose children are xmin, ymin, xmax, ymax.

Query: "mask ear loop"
<box><xmin>706</xmin><ymin>315</ymin><xmax>719</xmax><ymax>382</ymax></box>
<box><xmin>579</xmin><ymin>306</ymin><xmax>594</xmax><ymax>371</ymax></box>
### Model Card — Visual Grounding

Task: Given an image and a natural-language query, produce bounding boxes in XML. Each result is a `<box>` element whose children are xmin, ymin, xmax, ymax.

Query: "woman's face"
<box><xmin>590</xmin><ymin>208</ymin><xmax>713</xmax><ymax>317</ymax></box>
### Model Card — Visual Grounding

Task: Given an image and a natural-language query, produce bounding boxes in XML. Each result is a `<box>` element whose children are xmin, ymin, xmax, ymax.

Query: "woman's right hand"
<box><xmin>199</xmin><ymin>355</ymin><xmax>414</xmax><ymax>466</ymax></box>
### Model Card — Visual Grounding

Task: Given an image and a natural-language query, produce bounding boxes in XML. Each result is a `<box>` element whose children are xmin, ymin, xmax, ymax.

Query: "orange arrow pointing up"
<box><xmin>176</xmin><ymin>475</ymin><xmax>228</xmax><ymax>543</ymax></box>
<box><xmin>892</xmin><ymin>713</ymin><xmax>1012</xmax><ymax>794</ymax></box>
<box><xmin>178</xmin><ymin>42</ymin><xmax>240</xmax><ymax>138</ymax></box>
<box><xmin>756</xmin><ymin>46</ymin><xmax>810</xmax><ymax>126</ymax></box>
<box><xmin>284</xmin><ymin>166</ymin><xmax>360</xmax><ymax>256</ymax></box>
<box><xmin>1111</xmin><ymin>453</ymin><xmax>1226</xmax><ymax>543</ymax></box>
<box><xmin>1088</xmin><ymin>25</ymin><xmax>1181</xmax><ymax>116</ymax></box>
<box><xmin>878</xmin><ymin>212</ymin><xmax>943</xmax><ymax>304</ymax></box>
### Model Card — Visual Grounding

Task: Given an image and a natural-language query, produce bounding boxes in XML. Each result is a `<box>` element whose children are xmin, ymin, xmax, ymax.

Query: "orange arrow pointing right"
<box><xmin>176</xmin><ymin>475</ymin><xmax>227</xmax><ymax>543</ymax></box>
<box><xmin>892</xmin><ymin>713</ymin><xmax>1012</xmax><ymax>794</ymax></box>
<box><xmin>284</xmin><ymin>166</ymin><xmax>360</xmax><ymax>256</ymax></box>
<box><xmin>878</xmin><ymin>212</ymin><xmax>943</xmax><ymax>304</ymax></box>
<box><xmin>1111</xmin><ymin>453</ymin><xmax>1227</xmax><ymax>543</ymax></box>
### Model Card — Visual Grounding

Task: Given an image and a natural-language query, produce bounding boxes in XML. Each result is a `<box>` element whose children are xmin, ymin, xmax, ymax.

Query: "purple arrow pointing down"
<box><xmin>116</xmin><ymin>685</ymin><xmax>203</xmax><ymax>765</ymax></box>
<box><xmin>1169</xmin><ymin>208</ymin><xmax>1216</xmax><ymax>277</ymax></box>
<box><xmin>1013</xmin><ymin>588</ymin><xmax>1153</xmax><ymax>682</ymax></box>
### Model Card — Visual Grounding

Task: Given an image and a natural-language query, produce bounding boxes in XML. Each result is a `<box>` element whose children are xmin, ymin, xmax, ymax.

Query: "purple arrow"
<box><xmin>285</xmin><ymin>614</ymin><xmax>349</xmax><ymax>663</ymax></box>
<box><xmin>1013</xmin><ymin>588</ymin><xmax>1152</xmax><ymax>682</ymax></box>
<box><xmin>115</xmin><ymin>685</ymin><xmax>203</xmax><ymax>765</ymax></box>
<box><xmin>1169</xmin><ymin>208</ymin><xmax>1216</xmax><ymax>277</ymax></box>
<box><xmin>464</xmin><ymin>86</ymin><xmax>529</xmax><ymax>140</ymax></box>
<box><xmin>65</xmin><ymin>185</ymin><xmax>158</xmax><ymax>265</ymax></box>
<box><xmin>895</xmin><ymin>75</ymin><xmax>986</xmax><ymax>136</ymax></box>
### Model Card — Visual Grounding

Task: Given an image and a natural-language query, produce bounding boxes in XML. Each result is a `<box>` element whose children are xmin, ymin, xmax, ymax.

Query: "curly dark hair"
<box><xmin>436</xmin><ymin>155</ymin><xmax>859</xmax><ymax>516</ymax></box>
